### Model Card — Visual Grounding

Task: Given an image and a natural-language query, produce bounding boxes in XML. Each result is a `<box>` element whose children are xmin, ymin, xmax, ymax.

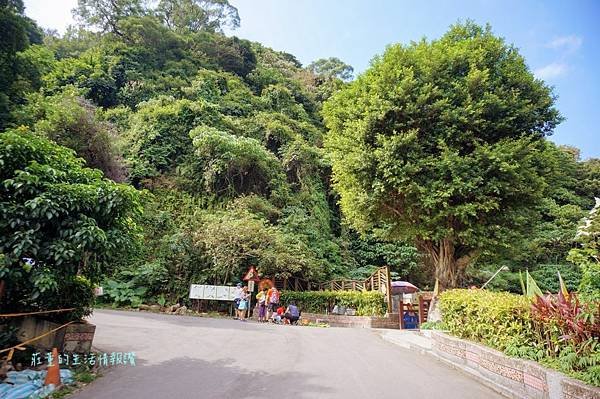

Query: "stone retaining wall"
<box><xmin>300</xmin><ymin>312</ymin><xmax>399</xmax><ymax>329</ymax></box>
<box><xmin>431</xmin><ymin>331</ymin><xmax>600</xmax><ymax>399</ymax></box>
<box><xmin>17</xmin><ymin>316</ymin><xmax>96</xmax><ymax>352</ymax></box>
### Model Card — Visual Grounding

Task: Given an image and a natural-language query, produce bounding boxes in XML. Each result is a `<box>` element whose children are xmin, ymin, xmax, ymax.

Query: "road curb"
<box><xmin>380</xmin><ymin>330</ymin><xmax>600</xmax><ymax>399</ymax></box>
<box><xmin>379</xmin><ymin>331</ymin><xmax>517</xmax><ymax>399</ymax></box>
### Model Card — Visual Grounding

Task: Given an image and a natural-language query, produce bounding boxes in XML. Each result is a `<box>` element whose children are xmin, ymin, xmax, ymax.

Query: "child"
<box><xmin>272</xmin><ymin>305</ymin><xmax>284</xmax><ymax>324</ymax></box>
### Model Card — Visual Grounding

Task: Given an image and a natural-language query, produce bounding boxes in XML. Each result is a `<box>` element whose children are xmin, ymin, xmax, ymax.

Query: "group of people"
<box><xmin>233</xmin><ymin>283</ymin><xmax>300</xmax><ymax>324</ymax></box>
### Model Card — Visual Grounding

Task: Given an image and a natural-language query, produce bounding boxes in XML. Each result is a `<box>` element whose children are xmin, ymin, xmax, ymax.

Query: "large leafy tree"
<box><xmin>0</xmin><ymin>0</ymin><xmax>43</xmax><ymax>128</ymax></box>
<box><xmin>74</xmin><ymin>0</ymin><xmax>239</xmax><ymax>35</ymax></box>
<box><xmin>188</xmin><ymin>125</ymin><xmax>286</xmax><ymax>200</ymax></box>
<box><xmin>156</xmin><ymin>0</ymin><xmax>239</xmax><ymax>33</ymax></box>
<box><xmin>0</xmin><ymin>130</ymin><xmax>141</xmax><ymax>316</ymax></box>
<box><xmin>323</xmin><ymin>22</ymin><xmax>562</xmax><ymax>288</ymax></box>
<box><xmin>14</xmin><ymin>91</ymin><xmax>127</xmax><ymax>181</ymax></box>
<box><xmin>73</xmin><ymin>0</ymin><xmax>147</xmax><ymax>35</ymax></box>
<box><xmin>195</xmin><ymin>206</ymin><xmax>320</xmax><ymax>284</ymax></box>
<box><xmin>307</xmin><ymin>57</ymin><xmax>354</xmax><ymax>81</ymax></box>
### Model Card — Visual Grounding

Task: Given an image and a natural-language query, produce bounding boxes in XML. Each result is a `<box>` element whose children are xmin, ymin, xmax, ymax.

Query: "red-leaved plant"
<box><xmin>531</xmin><ymin>289</ymin><xmax>600</xmax><ymax>357</ymax></box>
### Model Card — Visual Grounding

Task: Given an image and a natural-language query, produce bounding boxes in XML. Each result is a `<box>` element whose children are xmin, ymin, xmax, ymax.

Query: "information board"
<box><xmin>189</xmin><ymin>284</ymin><xmax>205</xmax><ymax>299</ymax></box>
<box><xmin>204</xmin><ymin>285</ymin><xmax>217</xmax><ymax>300</ymax></box>
<box><xmin>216</xmin><ymin>286</ymin><xmax>233</xmax><ymax>300</ymax></box>
<box><xmin>189</xmin><ymin>284</ymin><xmax>236</xmax><ymax>301</ymax></box>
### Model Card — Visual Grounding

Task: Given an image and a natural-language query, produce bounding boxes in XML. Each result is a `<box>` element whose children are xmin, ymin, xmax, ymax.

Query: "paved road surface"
<box><xmin>71</xmin><ymin>310</ymin><xmax>503</xmax><ymax>399</ymax></box>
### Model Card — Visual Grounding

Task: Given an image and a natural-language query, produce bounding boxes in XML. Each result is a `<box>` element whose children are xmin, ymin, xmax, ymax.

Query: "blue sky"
<box><xmin>24</xmin><ymin>0</ymin><xmax>600</xmax><ymax>159</ymax></box>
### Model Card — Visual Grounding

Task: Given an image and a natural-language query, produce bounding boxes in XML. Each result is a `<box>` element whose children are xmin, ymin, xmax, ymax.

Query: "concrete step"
<box><xmin>378</xmin><ymin>330</ymin><xmax>433</xmax><ymax>351</ymax></box>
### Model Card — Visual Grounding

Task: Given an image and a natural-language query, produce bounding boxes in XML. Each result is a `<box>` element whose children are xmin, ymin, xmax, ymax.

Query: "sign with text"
<box><xmin>189</xmin><ymin>284</ymin><xmax>236</xmax><ymax>301</ymax></box>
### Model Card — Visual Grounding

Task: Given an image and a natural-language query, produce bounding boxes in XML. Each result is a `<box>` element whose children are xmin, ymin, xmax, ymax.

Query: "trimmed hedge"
<box><xmin>440</xmin><ymin>289</ymin><xmax>600</xmax><ymax>387</ymax></box>
<box><xmin>280</xmin><ymin>290</ymin><xmax>386</xmax><ymax>316</ymax></box>
<box><xmin>439</xmin><ymin>289</ymin><xmax>536</xmax><ymax>352</ymax></box>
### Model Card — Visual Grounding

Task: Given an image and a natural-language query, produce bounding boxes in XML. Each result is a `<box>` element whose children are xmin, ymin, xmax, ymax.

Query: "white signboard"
<box><xmin>216</xmin><ymin>286</ymin><xmax>233</xmax><ymax>300</ymax></box>
<box><xmin>189</xmin><ymin>284</ymin><xmax>205</xmax><ymax>299</ymax></box>
<box><xmin>203</xmin><ymin>285</ymin><xmax>217</xmax><ymax>300</ymax></box>
<box><xmin>189</xmin><ymin>284</ymin><xmax>236</xmax><ymax>301</ymax></box>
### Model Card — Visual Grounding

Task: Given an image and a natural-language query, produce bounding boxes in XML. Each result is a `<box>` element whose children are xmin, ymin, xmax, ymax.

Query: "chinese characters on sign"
<box><xmin>31</xmin><ymin>351</ymin><xmax>136</xmax><ymax>367</ymax></box>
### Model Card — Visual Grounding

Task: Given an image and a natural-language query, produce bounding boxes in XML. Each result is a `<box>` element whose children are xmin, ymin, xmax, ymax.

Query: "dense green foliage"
<box><xmin>0</xmin><ymin>0</ymin><xmax>43</xmax><ymax>129</ymax></box>
<box><xmin>307</xmin><ymin>57</ymin><xmax>354</xmax><ymax>81</ymax></box>
<box><xmin>0</xmin><ymin>1</ymin><xmax>597</xmax><ymax>316</ymax></box>
<box><xmin>440</xmin><ymin>289</ymin><xmax>535</xmax><ymax>351</ymax></box>
<box><xmin>440</xmin><ymin>289</ymin><xmax>600</xmax><ymax>386</ymax></box>
<box><xmin>468</xmin><ymin>144</ymin><xmax>597</xmax><ymax>292</ymax></box>
<box><xmin>0</xmin><ymin>130</ymin><xmax>140</xmax><ymax>319</ymax></box>
<box><xmin>323</xmin><ymin>22</ymin><xmax>570</xmax><ymax>288</ymax></box>
<box><xmin>568</xmin><ymin>200</ymin><xmax>600</xmax><ymax>301</ymax></box>
<box><xmin>280</xmin><ymin>290</ymin><xmax>386</xmax><ymax>316</ymax></box>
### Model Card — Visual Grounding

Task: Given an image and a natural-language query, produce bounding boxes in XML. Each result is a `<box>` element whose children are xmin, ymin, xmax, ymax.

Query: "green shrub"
<box><xmin>0</xmin><ymin>130</ymin><xmax>141</xmax><ymax>319</ymax></box>
<box><xmin>530</xmin><ymin>264</ymin><xmax>581</xmax><ymax>293</ymax></box>
<box><xmin>440</xmin><ymin>289</ymin><xmax>538</xmax><ymax>354</ymax></box>
<box><xmin>102</xmin><ymin>279</ymin><xmax>147</xmax><ymax>308</ymax></box>
<box><xmin>440</xmin><ymin>289</ymin><xmax>600</xmax><ymax>387</ymax></box>
<box><xmin>40</xmin><ymin>276</ymin><xmax>96</xmax><ymax>322</ymax></box>
<box><xmin>420</xmin><ymin>321</ymin><xmax>447</xmax><ymax>330</ymax></box>
<box><xmin>280</xmin><ymin>290</ymin><xmax>386</xmax><ymax>316</ymax></box>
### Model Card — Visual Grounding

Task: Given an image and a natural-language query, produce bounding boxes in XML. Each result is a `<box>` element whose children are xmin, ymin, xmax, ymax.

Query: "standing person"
<box><xmin>237</xmin><ymin>286</ymin><xmax>249</xmax><ymax>321</ymax></box>
<box><xmin>269</xmin><ymin>287</ymin><xmax>280</xmax><ymax>317</ymax></box>
<box><xmin>233</xmin><ymin>283</ymin><xmax>243</xmax><ymax>319</ymax></box>
<box><xmin>256</xmin><ymin>288</ymin><xmax>268</xmax><ymax>322</ymax></box>
<box><xmin>265</xmin><ymin>285</ymin><xmax>274</xmax><ymax>321</ymax></box>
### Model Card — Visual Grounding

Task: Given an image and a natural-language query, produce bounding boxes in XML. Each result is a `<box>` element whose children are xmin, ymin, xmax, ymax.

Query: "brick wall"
<box><xmin>431</xmin><ymin>331</ymin><xmax>600</xmax><ymax>399</ymax></box>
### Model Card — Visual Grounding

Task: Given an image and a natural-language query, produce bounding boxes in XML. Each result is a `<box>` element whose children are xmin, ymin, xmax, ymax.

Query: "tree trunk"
<box><xmin>435</xmin><ymin>239</ymin><xmax>459</xmax><ymax>289</ymax></box>
<box><xmin>417</xmin><ymin>238</ymin><xmax>473</xmax><ymax>290</ymax></box>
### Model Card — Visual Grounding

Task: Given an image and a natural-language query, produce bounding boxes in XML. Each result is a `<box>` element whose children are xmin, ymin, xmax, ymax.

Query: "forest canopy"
<box><xmin>0</xmin><ymin>1</ymin><xmax>597</xmax><ymax>312</ymax></box>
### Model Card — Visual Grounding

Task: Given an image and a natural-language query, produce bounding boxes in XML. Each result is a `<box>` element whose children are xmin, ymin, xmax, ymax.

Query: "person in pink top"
<box><xmin>269</xmin><ymin>287</ymin><xmax>280</xmax><ymax>314</ymax></box>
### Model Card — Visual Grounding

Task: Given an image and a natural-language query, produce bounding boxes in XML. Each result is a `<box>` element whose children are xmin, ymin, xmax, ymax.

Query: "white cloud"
<box><xmin>535</xmin><ymin>35</ymin><xmax>582</xmax><ymax>80</ymax></box>
<box><xmin>547</xmin><ymin>35</ymin><xmax>582</xmax><ymax>53</ymax></box>
<box><xmin>534</xmin><ymin>63</ymin><xmax>568</xmax><ymax>80</ymax></box>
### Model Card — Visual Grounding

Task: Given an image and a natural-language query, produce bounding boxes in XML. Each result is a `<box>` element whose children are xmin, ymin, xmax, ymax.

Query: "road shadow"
<box><xmin>72</xmin><ymin>357</ymin><xmax>333</xmax><ymax>399</ymax></box>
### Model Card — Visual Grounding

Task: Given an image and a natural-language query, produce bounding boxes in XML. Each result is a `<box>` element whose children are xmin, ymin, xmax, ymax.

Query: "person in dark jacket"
<box><xmin>284</xmin><ymin>302</ymin><xmax>301</xmax><ymax>325</ymax></box>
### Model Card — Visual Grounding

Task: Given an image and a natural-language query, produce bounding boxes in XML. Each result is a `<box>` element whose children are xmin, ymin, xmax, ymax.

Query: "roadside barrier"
<box><xmin>0</xmin><ymin>308</ymin><xmax>76</xmax><ymax>371</ymax></box>
<box><xmin>0</xmin><ymin>308</ymin><xmax>76</xmax><ymax>318</ymax></box>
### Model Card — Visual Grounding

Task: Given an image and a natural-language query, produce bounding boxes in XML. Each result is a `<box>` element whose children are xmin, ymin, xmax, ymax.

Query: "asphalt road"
<box><xmin>71</xmin><ymin>309</ymin><xmax>503</xmax><ymax>399</ymax></box>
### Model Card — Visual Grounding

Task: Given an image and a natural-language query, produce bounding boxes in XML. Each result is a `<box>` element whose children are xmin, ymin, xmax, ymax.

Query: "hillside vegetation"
<box><xmin>0</xmin><ymin>0</ymin><xmax>598</xmax><ymax>312</ymax></box>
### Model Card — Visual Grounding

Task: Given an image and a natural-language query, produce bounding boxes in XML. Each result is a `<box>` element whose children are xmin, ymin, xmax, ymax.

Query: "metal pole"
<box><xmin>481</xmin><ymin>266</ymin><xmax>510</xmax><ymax>289</ymax></box>
<box><xmin>247</xmin><ymin>282</ymin><xmax>251</xmax><ymax>319</ymax></box>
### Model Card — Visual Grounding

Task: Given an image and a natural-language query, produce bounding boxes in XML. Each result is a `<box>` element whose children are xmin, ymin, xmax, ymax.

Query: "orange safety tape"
<box><xmin>0</xmin><ymin>308</ymin><xmax>76</xmax><ymax>318</ymax></box>
<box><xmin>0</xmin><ymin>321</ymin><xmax>74</xmax><ymax>354</ymax></box>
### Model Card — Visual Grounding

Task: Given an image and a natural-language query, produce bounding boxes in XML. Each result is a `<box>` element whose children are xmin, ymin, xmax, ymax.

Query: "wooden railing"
<box><xmin>317</xmin><ymin>280</ymin><xmax>366</xmax><ymax>291</ymax></box>
<box><xmin>273</xmin><ymin>276</ymin><xmax>313</xmax><ymax>292</ymax></box>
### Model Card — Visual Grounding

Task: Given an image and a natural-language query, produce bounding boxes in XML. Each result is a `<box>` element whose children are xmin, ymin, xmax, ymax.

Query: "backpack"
<box><xmin>270</xmin><ymin>290</ymin><xmax>280</xmax><ymax>304</ymax></box>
